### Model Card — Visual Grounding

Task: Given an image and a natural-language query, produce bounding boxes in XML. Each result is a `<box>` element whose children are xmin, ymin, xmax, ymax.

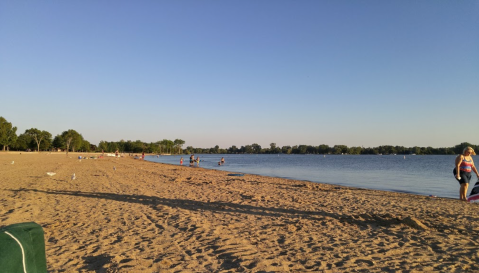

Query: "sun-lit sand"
<box><xmin>1</xmin><ymin>152</ymin><xmax>479</xmax><ymax>272</ymax></box>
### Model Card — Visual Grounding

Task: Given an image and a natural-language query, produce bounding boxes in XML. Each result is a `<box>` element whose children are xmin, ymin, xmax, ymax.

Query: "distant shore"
<box><xmin>1</xmin><ymin>153</ymin><xmax>478</xmax><ymax>272</ymax></box>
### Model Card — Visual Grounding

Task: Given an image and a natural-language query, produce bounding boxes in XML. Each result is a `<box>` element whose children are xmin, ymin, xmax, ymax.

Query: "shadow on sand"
<box><xmin>10</xmin><ymin>188</ymin><xmax>401</xmax><ymax>229</ymax></box>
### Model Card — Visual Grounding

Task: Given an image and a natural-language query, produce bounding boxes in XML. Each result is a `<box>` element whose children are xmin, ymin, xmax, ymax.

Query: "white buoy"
<box><xmin>71</xmin><ymin>173</ymin><xmax>76</xmax><ymax>180</ymax></box>
<box><xmin>46</xmin><ymin>172</ymin><xmax>56</xmax><ymax>176</ymax></box>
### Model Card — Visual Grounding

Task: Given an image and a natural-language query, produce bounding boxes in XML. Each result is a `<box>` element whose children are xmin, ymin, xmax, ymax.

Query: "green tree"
<box><xmin>228</xmin><ymin>145</ymin><xmax>239</xmax><ymax>154</ymax></box>
<box><xmin>318</xmin><ymin>144</ymin><xmax>330</xmax><ymax>154</ymax></box>
<box><xmin>132</xmin><ymin>140</ymin><xmax>145</xmax><ymax>153</ymax></box>
<box><xmin>158</xmin><ymin>140</ymin><xmax>171</xmax><ymax>154</ymax></box>
<box><xmin>72</xmin><ymin>134</ymin><xmax>84</xmax><ymax>152</ymax></box>
<box><xmin>185</xmin><ymin>146</ymin><xmax>194</xmax><ymax>154</ymax></box>
<box><xmin>14</xmin><ymin>133</ymin><xmax>33</xmax><ymax>151</ymax></box>
<box><xmin>242</xmin><ymin>145</ymin><xmax>253</xmax><ymax>154</ymax></box>
<box><xmin>296</xmin><ymin>145</ymin><xmax>307</xmax><ymax>154</ymax></box>
<box><xmin>306</xmin><ymin>145</ymin><xmax>317</xmax><ymax>154</ymax></box>
<box><xmin>148</xmin><ymin>142</ymin><xmax>159</xmax><ymax>153</ymax></box>
<box><xmin>25</xmin><ymin>128</ymin><xmax>52</xmax><ymax>152</ymax></box>
<box><xmin>333</xmin><ymin>145</ymin><xmax>348</xmax><ymax>154</ymax></box>
<box><xmin>124</xmin><ymin>140</ymin><xmax>134</xmax><ymax>153</ymax></box>
<box><xmin>423</xmin><ymin>146</ymin><xmax>434</xmax><ymax>155</ymax></box>
<box><xmin>0</xmin><ymin>117</ymin><xmax>17</xmax><ymax>151</ymax></box>
<box><xmin>61</xmin><ymin>129</ymin><xmax>82</xmax><ymax>156</ymax></box>
<box><xmin>348</xmin><ymin>146</ymin><xmax>362</xmax><ymax>155</ymax></box>
<box><xmin>107</xmin><ymin>142</ymin><xmax>118</xmax><ymax>153</ymax></box>
<box><xmin>380</xmin><ymin>145</ymin><xmax>397</xmax><ymax>155</ymax></box>
<box><xmin>174</xmin><ymin>139</ymin><xmax>185</xmax><ymax>154</ymax></box>
<box><xmin>40</xmin><ymin>136</ymin><xmax>52</xmax><ymax>151</ymax></box>
<box><xmin>90</xmin><ymin>143</ymin><xmax>98</xmax><ymax>151</ymax></box>
<box><xmin>161</xmin><ymin>139</ymin><xmax>174</xmax><ymax>154</ymax></box>
<box><xmin>118</xmin><ymin>139</ymin><xmax>126</xmax><ymax>152</ymax></box>
<box><xmin>281</xmin><ymin>146</ymin><xmax>292</xmax><ymax>154</ymax></box>
<box><xmin>453</xmin><ymin>142</ymin><xmax>473</xmax><ymax>154</ymax></box>
<box><xmin>252</xmin><ymin>143</ymin><xmax>262</xmax><ymax>154</ymax></box>
<box><xmin>52</xmin><ymin>135</ymin><xmax>64</xmax><ymax>150</ymax></box>
<box><xmin>270</xmin><ymin>143</ymin><xmax>276</xmax><ymax>151</ymax></box>
<box><xmin>269</xmin><ymin>143</ymin><xmax>281</xmax><ymax>154</ymax></box>
<box><xmin>98</xmin><ymin>141</ymin><xmax>108</xmax><ymax>153</ymax></box>
<box><xmin>80</xmin><ymin>140</ymin><xmax>91</xmax><ymax>152</ymax></box>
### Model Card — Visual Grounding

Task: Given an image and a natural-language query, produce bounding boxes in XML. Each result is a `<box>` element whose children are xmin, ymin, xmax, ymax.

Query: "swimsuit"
<box><xmin>460</xmin><ymin>157</ymin><xmax>473</xmax><ymax>172</ymax></box>
<box><xmin>454</xmin><ymin>157</ymin><xmax>473</xmax><ymax>184</ymax></box>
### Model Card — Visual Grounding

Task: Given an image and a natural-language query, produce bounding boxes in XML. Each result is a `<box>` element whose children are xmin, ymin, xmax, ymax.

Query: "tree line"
<box><xmin>0</xmin><ymin>117</ymin><xmax>93</xmax><ymax>155</ymax></box>
<box><xmin>97</xmin><ymin>139</ymin><xmax>185</xmax><ymax>154</ymax></box>
<box><xmin>0</xmin><ymin>116</ymin><xmax>476</xmax><ymax>155</ymax></box>
<box><xmin>214</xmin><ymin>142</ymin><xmax>474</xmax><ymax>155</ymax></box>
<box><xmin>0</xmin><ymin>116</ymin><xmax>186</xmax><ymax>154</ymax></box>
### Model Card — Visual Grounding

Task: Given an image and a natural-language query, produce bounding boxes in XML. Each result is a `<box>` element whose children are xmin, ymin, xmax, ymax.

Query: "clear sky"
<box><xmin>1</xmin><ymin>1</ymin><xmax>478</xmax><ymax>149</ymax></box>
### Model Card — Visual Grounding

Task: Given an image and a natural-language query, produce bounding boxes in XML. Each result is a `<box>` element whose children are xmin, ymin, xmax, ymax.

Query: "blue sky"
<box><xmin>1</xmin><ymin>1</ymin><xmax>478</xmax><ymax>149</ymax></box>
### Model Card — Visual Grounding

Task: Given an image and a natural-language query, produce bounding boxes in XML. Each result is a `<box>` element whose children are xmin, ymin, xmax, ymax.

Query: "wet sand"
<box><xmin>1</xmin><ymin>152</ymin><xmax>479</xmax><ymax>272</ymax></box>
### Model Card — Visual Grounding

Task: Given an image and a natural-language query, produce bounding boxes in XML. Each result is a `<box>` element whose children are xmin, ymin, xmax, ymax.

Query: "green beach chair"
<box><xmin>0</xmin><ymin>222</ymin><xmax>47</xmax><ymax>273</ymax></box>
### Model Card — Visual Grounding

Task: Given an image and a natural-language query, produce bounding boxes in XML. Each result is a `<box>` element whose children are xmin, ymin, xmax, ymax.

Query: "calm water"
<box><xmin>146</xmin><ymin>154</ymin><xmax>478</xmax><ymax>199</ymax></box>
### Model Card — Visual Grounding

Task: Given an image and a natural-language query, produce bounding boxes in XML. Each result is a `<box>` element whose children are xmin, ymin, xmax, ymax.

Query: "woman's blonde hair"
<box><xmin>463</xmin><ymin>147</ymin><xmax>476</xmax><ymax>156</ymax></box>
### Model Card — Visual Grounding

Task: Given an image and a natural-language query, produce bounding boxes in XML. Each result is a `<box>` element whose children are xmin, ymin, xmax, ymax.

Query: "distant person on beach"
<box><xmin>221</xmin><ymin>157</ymin><xmax>225</xmax><ymax>165</ymax></box>
<box><xmin>190</xmin><ymin>155</ymin><xmax>194</xmax><ymax>166</ymax></box>
<box><xmin>180</xmin><ymin>157</ymin><xmax>183</xmax><ymax>165</ymax></box>
<box><xmin>196</xmin><ymin>156</ymin><xmax>200</xmax><ymax>166</ymax></box>
<box><xmin>454</xmin><ymin>147</ymin><xmax>479</xmax><ymax>201</ymax></box>
<box><xmin>142</xmin><ymin>152</ymin><xmax>145</xmax><ymax>160</ymax></box>
<box><xmin>115</xmin><ymin>150</ymin><xmax>119</xmax><ymax>157</ymax></box>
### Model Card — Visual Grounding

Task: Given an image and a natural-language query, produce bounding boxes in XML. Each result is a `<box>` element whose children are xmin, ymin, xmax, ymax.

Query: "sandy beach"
<box><xmin>1</xmin><ymin>152</ymin><xmax>479</xmax><ymax>272</ymax></box>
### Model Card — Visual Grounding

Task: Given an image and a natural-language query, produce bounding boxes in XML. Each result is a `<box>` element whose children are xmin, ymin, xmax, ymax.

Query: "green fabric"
<box><xmin>0</xmin><ymin>222</ymin><xmax>47</xmax><ymax>273</ymax></box>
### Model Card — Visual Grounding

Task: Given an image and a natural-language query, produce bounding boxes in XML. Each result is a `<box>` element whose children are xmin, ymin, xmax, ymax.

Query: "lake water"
<box><xmin>145</xmin><ymin>154</ymin><xmax>478</xmax><ymax>199</ymax></box>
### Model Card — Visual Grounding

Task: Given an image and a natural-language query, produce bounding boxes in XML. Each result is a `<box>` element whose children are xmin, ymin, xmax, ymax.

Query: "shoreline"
<box><xmin>146</xmin><ymin>154</ymin><xmax>462</xmax><ymax>200</ymax></box>
<box><xmin>150</xmin><ymin>159</ymin><xmax>440</xmax><ymax>199</ymax></box>
<box><xmin>1</xmin><ymin>153</ymin><xmax>478</xmax><ymax>272</ymax></box>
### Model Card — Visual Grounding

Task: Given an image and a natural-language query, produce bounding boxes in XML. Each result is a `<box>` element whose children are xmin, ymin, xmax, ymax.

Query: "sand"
<box><xmin>1</xmin><ymin>152</ymin><xmax>479</xmax><ymax>272</ymax></box>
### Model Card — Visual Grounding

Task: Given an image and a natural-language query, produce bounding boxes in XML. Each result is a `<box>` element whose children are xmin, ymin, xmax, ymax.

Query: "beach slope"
<box><xmin>1</xmin><ymin>153</ymin><xmax>478</xmax><ymax>272</ymax></box>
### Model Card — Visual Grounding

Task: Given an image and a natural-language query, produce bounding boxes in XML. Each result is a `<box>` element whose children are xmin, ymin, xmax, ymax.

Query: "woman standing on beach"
<box><xmin>454</xmin><ymin>147</ymin><xmax>479</xmax><ymax>201</ymax></box>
